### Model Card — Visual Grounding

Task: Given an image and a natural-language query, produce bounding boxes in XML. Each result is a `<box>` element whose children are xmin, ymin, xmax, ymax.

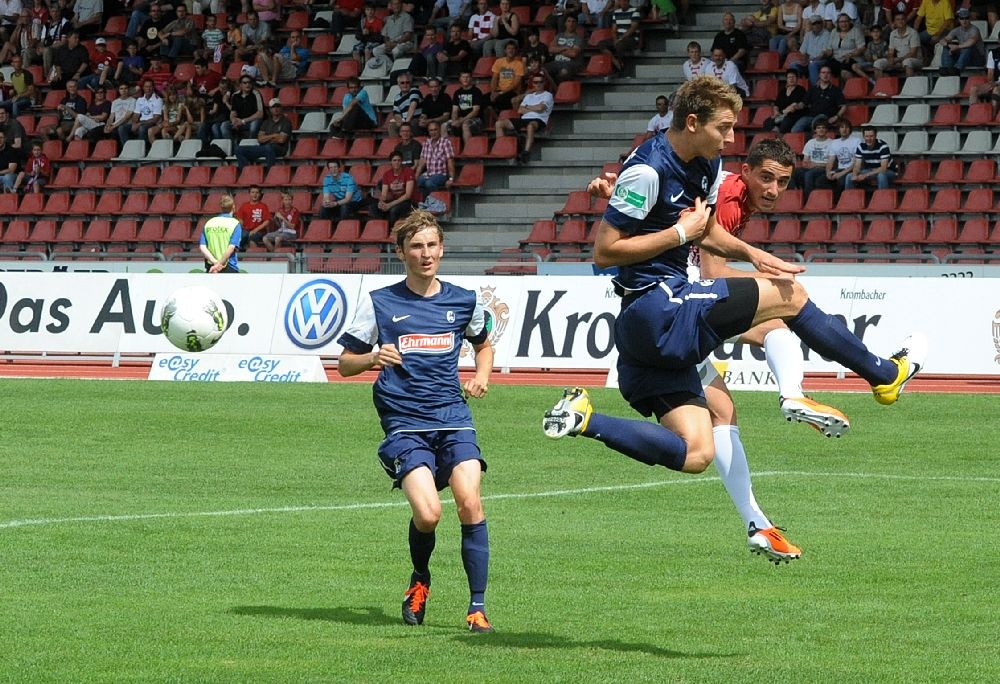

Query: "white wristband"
<box><xmin>674</xmin><ymin>224</ymin><xmax>687</xmax><ymax>246</ymax></box>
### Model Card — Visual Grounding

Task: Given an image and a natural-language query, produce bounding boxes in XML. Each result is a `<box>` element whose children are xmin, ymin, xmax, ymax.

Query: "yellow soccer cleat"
<box><xmin>871</xmin><ymin>333</ymin><xmax>927</xmax><ymax>405</ymax></box>
<box><xmin>542</xmin><ymin>387</ymin><xmax>593</xmax><ymax>438</ymax></box>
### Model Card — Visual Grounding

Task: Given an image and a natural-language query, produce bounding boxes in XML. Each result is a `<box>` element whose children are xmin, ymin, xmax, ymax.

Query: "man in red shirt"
<box><xmin>236</xmin><ymin>185</ymin><xmax>273</xmax><ymax>250</ymax></box>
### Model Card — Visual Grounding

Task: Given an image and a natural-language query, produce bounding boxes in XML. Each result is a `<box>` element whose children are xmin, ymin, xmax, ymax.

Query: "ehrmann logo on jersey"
<box><xmin>399</xmin><ymin>333</ymin><xmax>453</xmax><ymax>354</ymax></box>
<box><xmin>284</xmin><ymin>279</ymin><xmax>348</xmax><ymax>350</ymax></box>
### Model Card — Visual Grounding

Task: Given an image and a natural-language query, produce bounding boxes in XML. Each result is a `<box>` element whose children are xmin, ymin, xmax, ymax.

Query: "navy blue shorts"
<box><xmin>378</xmin><ymin>429</ymin><xmax>485</xmax><ymax>491</ymax></box>
<box><xmin>615</xmin><ymin>278</ymin><xmax>731</xmax><ymax>408</ymax></box>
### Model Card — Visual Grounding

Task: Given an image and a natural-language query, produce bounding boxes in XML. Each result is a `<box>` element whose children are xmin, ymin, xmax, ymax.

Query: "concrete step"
<box><xmin>538</xmin><ymin>144</ymin><xmax>624</xmax><ymax>162</ymax></box>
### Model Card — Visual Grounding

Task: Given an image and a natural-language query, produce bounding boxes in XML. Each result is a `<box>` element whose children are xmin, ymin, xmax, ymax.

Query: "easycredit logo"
<box><xmin>398</xmin><ymin>332</ymin><xmax>453</xmax><ymax>354</ymax></box>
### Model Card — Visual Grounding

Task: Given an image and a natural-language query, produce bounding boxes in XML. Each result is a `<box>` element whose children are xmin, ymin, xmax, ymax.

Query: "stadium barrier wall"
<box><xmin>0</xmin><ymin>273</ymin><xmax>997</xmax><ymax>376</ymax></box>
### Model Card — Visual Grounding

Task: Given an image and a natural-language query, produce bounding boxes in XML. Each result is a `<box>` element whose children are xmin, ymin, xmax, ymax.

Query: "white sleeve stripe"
<box><xmin>608</xmin><ymin>163</ymin><xmax>659</xmax><ymax>220</ymax></box>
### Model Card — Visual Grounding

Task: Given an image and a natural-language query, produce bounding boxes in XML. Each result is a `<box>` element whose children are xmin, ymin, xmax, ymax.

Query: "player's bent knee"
<box><xmin>681</xmin><ymin>444</ymin><xmax>715</xmax><ymax>474</ymax></box>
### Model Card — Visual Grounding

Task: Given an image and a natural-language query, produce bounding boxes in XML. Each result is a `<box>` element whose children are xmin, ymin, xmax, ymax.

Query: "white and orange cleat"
<box><xmin>748</xmin><ymin>523</ymin><xmax>802</xmax><ymax>565</ymax></box>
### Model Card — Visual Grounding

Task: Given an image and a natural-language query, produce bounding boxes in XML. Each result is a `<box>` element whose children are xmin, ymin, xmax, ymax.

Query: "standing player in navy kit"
<box><xmin>544</xmin><ymin>76</ymin><xmax>925</xmax><ymax>494</ymax></box>
<box><xmin>337</xmin><ymin>210</ymin><xmax>496</xmax><ymax>634</ymax></box>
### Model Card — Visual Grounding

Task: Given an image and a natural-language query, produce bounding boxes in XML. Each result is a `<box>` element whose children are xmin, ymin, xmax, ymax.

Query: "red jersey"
<box><xmin>237</xmin><ymin>201</ymin><xmax>272</xmax><ymax>232</ymax></box>
<box><xmin>273</xmin><ymin>205</ymin><xmax>302</xmax><ymax>235</ymax></box>
<box><xmin>689</xmin><ymin>170</ymin><xmax>751</xmax><ymax>278</ymax></box>
<box><xmin>381</xmin><ymin>166</ymin><xmax>415</xmax><ymax>201</ymax></box>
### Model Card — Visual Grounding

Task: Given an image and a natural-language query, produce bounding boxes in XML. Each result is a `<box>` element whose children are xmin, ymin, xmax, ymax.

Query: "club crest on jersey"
<box><xmin>446</xmin><ymin>310</ymin><xmax>456</xmax><ymax>323</ymax></box>
<box><xmin>399</xmin><ymin>332</ymin><xmax>453</xmax><ymax>354</ymax></box>
<box><xmin>701</xmin><ymin>177</ymin><xmax>708</xmax><ymax>194</ymax></box>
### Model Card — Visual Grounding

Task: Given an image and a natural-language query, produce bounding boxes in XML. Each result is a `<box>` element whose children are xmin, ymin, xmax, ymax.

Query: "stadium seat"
<box><xmin>291</xmin><ymin>165</ymin><xmax>319</xmax><ymax>188</ymax></box>
<box><xmin>770</xmin><ymin>217</ymin><xmax>802</xmax><ymax>245</ymax></box>
<box><xmin>67</xmin><ymin>191</ymin><xmax>97</xmax><ymax>215</ymax></box>
<box><xmin>556</xmin><ymin>191</ymin><xmax>595</xmax><ymax>217</ymax></box>
<box><xmin>831</xmin><ymin>216</ymin><xmax>864</xmax><ymax>247</ymax></box>
<box><xmin>359</xmin><ymin>219</ymin><xmax>391</xmax><ymax>245</ymax></box>
<box><xmin>871</xmin><ymin>76</ymin><xmax>899</xmax><ymax>97</ymax></box>
<box><xmin>800</xmin><ymin>218</ymin><xmax>832</xmax><ymax>247</ymax></box>
<box><xmin>454</xmin><ymin>163</ymin><xmax>484</xmax><ymax>190</ymax></box>
<box><xmin>894</xmin><ymin>75</ymin><xmax>928</xmax><ymax>99</ymax></box>
<box><xmin>50</xmin><ymin>166</ymin><xmax>79</xmax><ymax>189</ymax></box>
<box><xmin>3</xmin><ymin>219</ymin><xmax>29</xmax><ymax>245</ymax></box>
<box><xmin>929</xmin><ymin>103</ymin><xmax>961</xmax><ymax>127</ymax></box>
<box><xmin>899</xmin><ymin>188</ymin><xmax>930</xmax><ymax>213</ymax></box>
<box><xmin>898</xmin><ymin>103</ymin><xmax>930</xmax><ymax>126</ymax></box>
<box><xmin>95</xmin><ymin>190</ymin><xmax>123</xmax><ymax>215</ymax></box>
<box><xmin>802</xmin><ymin>189</ymin><xmax>833</xmax><ymax>213</ymax></box>
<box><xmin>42</xmin><ymin>192</ymin><xmax>71</xmax><ymax>215</ymax></box>
<box><xmin>120</xmin><ymin>191</ymin><xmax>150</xmax><ymax>215</ymax></box>
<box><xmin>925</xmin><ymin>217</ymin><xmax>958</xmax><ymax>246</ymax></box>
<box><xmin>131</xmin><ymin>165</ymin><xmax>160</xmax><ymax>189</ymax></box>
<box><xmin>18</xmin><ymin>192</ymin><xmax>44</xmax><ymax>215</ymax></box>
<box><xmin>61</xmin><ymin>139</ymin><xmax>90</xmax><ymax>163</ymax></box>
<box><xmin>520</xmin><ymin>220</ymin><xmax>557</xmax><ymax>249</ymax></box>
<box><xmin>834</xmin><ymin>188</ymin><xmax>866</xmax><ymax>213</ymax></box>
<box><xmin>740</xmin><ymin>218</ymin><xmax>771</xmax><ymax>244</ymax></box>
<box><xmin>774</xmin><ymin>189</ymin><xmax>803</xmax><ymax>214</ymax></box>
<box><xmin>962</xmin><ymin>188</ymin><xmax>994</xmax><ymax>213</ymax></box>
<box><xmin>841</xmin><ymin>77</ymin><xmax>869</xmax><ymax>100</ymax></box>
<box><xmin>554</xmin><ymin>80</ymin><xmax>581</xmax><ymax>106</ymax></box>
<box><xmin>927</xmin><ymin>75</ymin><xmax>960</xmax><ymax>99</ymax></box>
<box><xmin>146</xmin><ymin>139</ymin><xmax>175</xmax><ymax>162</ymax></box>
<box><xmin>745</xmin><ymin>50</ymin><xmax>781</xmax><ymax>74</ymax></box>
<box><xmin>109</xmin><ymin>219</ymin><xmax>139</xmax><ymax>245</ymax></box>
<box><xmin>965</xmin><ymin>159</ymin><xmax>997</xmax><ymax>184</ymax></box>
<box><xmin>579</xmin><ymin>54</ymin><xmax>613</xmax><ymax>78</ymax></box>
<box><xmin>958</xmin><ymin>218</ymin><xmax>992</xmax><ymax>246</ymax></box>
<box><xmin>176</xmin><ymin>191</ymin><xmax>203</xmax><ymax>215</ymax></box>
<box><xmin>148</xmin><ymin>192</ymin><xmax>177</xmax><ymax>214</ymax></box>
<box><xmin>864</xmin><ymin>188</ymin><xmax>898</xmax><ymax>213</ymax></box>
<box><xmin>488</xmin><ymin>136</ymin><xmax>518</xmax><ymax>160</ymax></box>
<box><xmin>27</xmin><ymin>219</ymin><xmax>57</xmax><ymax>251</ymax></box>
<box><xmin>297</xmin><ymin>219</ymin><xmax>333</xmax><ymax>245</ymax></box>
<box><xmin>745</xmin><ymin>79</ymin><xmax>779</xmax><ymax>103</ymax></box>
<box><xmin>330</xmin><ymin>219</ymin><xmax>362</xmax><ymax>244</ymax></box>
<box><xmin>346</xmin><ymin>137</ymin><xmax>376</xmax><ymax>160</ymax></box>
<box><xmin>932</xmin><ymin>159</ymin><xmax>963</xmax><ymax>184</ymax></box>
<box><xmin>960</xmin><ymin>130</ymin><xmax>993</xmax><ymax>155</ymax></box>
<box><xmin>290</xmin><ymin>137</ymin><xmax>320</xmax><ymax>160</ymax></box>
<box><xmin>136</xmin><ymin>218</ymin><xmax>166</xmax><ymax>244</ymax></box>
<box><xmin>295</xmin><ymin>111</ymin><xmax>328</xmax><ymax>134</ymax></box>
<box><xmin>926</xmin><ymin>131</ymin><xmax>960</xmax><ymax>155</ymax></box>
<box><xmin>962</xmin><ymin>102</ymin><xmax>994</xmax><ymax>127</ymax></box>
<box><xmin>263</xmin><ymin>165</ymin><xmax>292</xmax><ymax>186</ymax></box>
<box><xmin>304</xmin><ymin>60</ymin><xmax>332</xmax><ymax>83</ymax></box>
<box><xmin>896</xmin><ymin>158</ymin><xmax>930</xmax><ymax>183</ymax></box>
<box><xmin>896</xmin><ymin>218</ymin><xmax>927</xmax><ymax>246</ymax></box>
<box><xmin>860</xmin><ymin>218</ymin><xmax>896</xmax><ymax>245</ymax></box>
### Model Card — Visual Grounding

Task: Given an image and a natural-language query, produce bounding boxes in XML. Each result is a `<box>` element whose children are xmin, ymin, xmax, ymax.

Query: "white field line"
<box><xmin>2</xmin><ymin>470</ymin><xmax>998</xmax><ymax>531</ymax></box>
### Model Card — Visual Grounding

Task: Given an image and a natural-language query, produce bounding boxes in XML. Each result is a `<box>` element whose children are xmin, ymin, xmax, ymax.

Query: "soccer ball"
<box><xmin>160</xmin><ymin>285</ymin><xmax>228</xmax><ymax>352</ymax></box>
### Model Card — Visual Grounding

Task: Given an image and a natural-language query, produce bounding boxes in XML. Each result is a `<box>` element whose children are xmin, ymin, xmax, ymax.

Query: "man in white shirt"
<box><xmin>824</xmin><ymin>118</ymin><xmax>860</xmax><ymax>197</ymax></box>
<box><xmin>681</xmin><ymin>41</ymin><xmax>712</xmax><ymax>80</ymax></box>
<box><xmin>119</xmin><ymin>77</ymin><xmax>162</xmax><ymax>146</ymax></box>
<box><xmin>709</xmin><ymin>47</ymin><xmax>749</xmax><ymax>98</ymax></box>
<box><xmin>495</xmin><ymin>73</ymin><xmax>553</xmax><ymax>164</ymax></box>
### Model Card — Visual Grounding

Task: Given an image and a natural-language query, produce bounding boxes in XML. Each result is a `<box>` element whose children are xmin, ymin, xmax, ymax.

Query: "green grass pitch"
<box><xmin>2</xmin><ymin>379</ymin><xmax>998</xmax><ymax>683</ymax></box>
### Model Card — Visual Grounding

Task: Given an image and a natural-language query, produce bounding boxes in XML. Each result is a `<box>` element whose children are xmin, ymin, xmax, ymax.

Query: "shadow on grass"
<box><xmin>229</xmin><ymin>605</ymin><xmax>398</xmax><ymax>627</ymax></box>
<box><xmin>456</xmin><ymin>631</ymin><xmax>734</xmax><ymax>659</ymax></box>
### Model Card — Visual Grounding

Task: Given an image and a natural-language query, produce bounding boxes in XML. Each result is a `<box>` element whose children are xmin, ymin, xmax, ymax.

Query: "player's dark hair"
<box><xmin>746</xmin><ymin>138</ymin><xmax>795</xmax><ymax>170</ymax></box>
<box><xmin>670</xmin><ymin>75</ymin><xmax>742</xmax><ymax>131</ymax></box>
<box><xmin>394</xmin><ymin>209</ymin><xmax>444</xmax><ymax>249</ymax></box>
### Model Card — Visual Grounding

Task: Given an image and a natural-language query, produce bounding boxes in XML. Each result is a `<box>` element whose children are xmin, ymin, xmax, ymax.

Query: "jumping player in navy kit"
<box><xmin>543</xmin><ymin>76</ymin><xmax>926</xmax><ymax>498</ymax></box>
<box><xmin>337</xmin><ymin>210</ymin><xmax>495</xmax><ymax>634</ymax></box>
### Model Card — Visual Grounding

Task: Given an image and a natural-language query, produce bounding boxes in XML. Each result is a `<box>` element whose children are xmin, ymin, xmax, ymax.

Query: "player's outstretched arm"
<box><xmin>699</xmin><ymin>219</ymin><xmax>804</xmax><ymax>277</ymax></box>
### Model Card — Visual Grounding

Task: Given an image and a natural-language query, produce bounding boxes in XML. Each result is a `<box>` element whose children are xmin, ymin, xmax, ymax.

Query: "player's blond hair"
<box><xmin>393</xmin><ymin>209</ymin><xmax>444</xmax><ymax>249</ymax></box>
<box><xmin>670</xmin><ymin>75</ymin><xmax>743</xmax><ymax>131</ymax></box>
<box><xmin>219</xmin><ymin>194</ymin><xmax>235</xmax><ymax>213</ymax></box>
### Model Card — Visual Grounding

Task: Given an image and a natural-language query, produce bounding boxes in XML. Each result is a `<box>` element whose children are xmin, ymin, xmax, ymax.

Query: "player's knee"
<box><xmin>455</xmin><ymin>498</ymin><xmax>484</xmax><ymax>525</ymax></box>
<box><xmin>681</xmin><ymin>443</ymin><xmax>715</xmax><ymax>474</ymax></box>
<box><xmin>412</xmin><ymin>502</ymin><xmax>442</xmax><ymax>530</ymax></box>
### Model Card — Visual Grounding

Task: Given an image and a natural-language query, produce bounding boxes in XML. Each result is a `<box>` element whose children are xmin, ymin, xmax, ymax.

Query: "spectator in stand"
<box><xmin>765</xmin><ymin>68</ymin><xmax>808</xmax><ymax>134</ymax></box>
<box><xmin>235</xmin><ymin>97</ymin><xmax>290</xmax><ymax>169</ymax></box>
<box><xmin>438</xmin><ymin>21</ymin><xmax>472</xmax><ymax>78</ymax></box>
<box><xmin>138</xmin><ymin>4</ymin><xmax>169</xmax><ymax>60</ymax></box>
<box><xmin>416</xmin><ymin>25</ymin><xmax>445</xmax><ymax>78</ymax></box>
<box><xmin>50</xmin><ymin>29</ymin><xmax>90</xmax><ymax>88</ymax></box>
<box><xmin>372</xmin><ymin>151</ymin><xmax>416</xmax><ymax>224</ymax></box>
<box><xmin>0</xmin><ymin>107</ymin><xmax>26</xmax><ymax>157</ymax></box>
<box><xmin>252</xmin><ymin>0</ymin><xmax>281</xmax><ymax>30</ymax></box>
<box><xmin>822</xmin><ymin>0</ymin><xmax>859</xmax><ymax>29</ymax></box>
<box><xmin>353</xmin><ymin>3</ymin><xmax>384</xmax><ymax>67</ymax></box>
<box><xmin>544</xmin><ymin>14</ymin><xmax>584</xmax><ymax>82</ymax></box>
<box><xmin>199</xmin><ymin>14</ymin><xmax>225</xmax><ymax>64</ymax></box>
<box><xmin>385</xmin><ymin>72</ymin><xmax>422</xmax><ymax>137</ymax></box>
<box><xmin>393</xmin><ymin>121</ymin><xmax>422</xmax><ymax>166</ymax></box>
<box><xmin>191</xmin><ymin>59</ymin><xmax>222</xmax><ymax>104</ymax></box>
<box><xmin>0</xmin><ymin>9</ymin><xmax>31</xmax><ymax>66</ymax></box>
<box><xmin>812</xmin><ymin>13</ymin><xmax>865</xmax><ymax>83</ymax></box>
<box><xmin>799</xmin><ymin>0</ymin><xmax>826</xmax><ymax>40</ymax></box>
<box><xmin>413</xmin><ymin>121</ymin><xmax>455</xmax><ymax>195</ymax></box>
<box><xmin>711</xmin><ymin>12</ymin><xmax>749</xmax><ymax>74</ymax></box>
<box><xmin>642</xmin><ymin>93</ymin><xmax>673</xmax><ymax>141</ymax></box>
<box><xmin>853</xmin><ymin>23</ymin><xmax>888</xmax><ymax>83</ymax></box>
<box><xmin>496</xmin><ymin>71</ymin><xmax>553</xmax><ymax>164</ymax></box>
<box><xmin>221</xmin><ymin>15</ymin><xmax>243</xmax><ymax>65</ymax></box>
<box><xmin>13</xmin><ymin>140</ymin><xmax>51</xmax><ymax>193</ymax></box>
<box><xmin>70</xmin><ymin>83</ymin><xmax>111</xmax><ymax>140</ymax></box>
<box><xmin>41</xmin><ymin>0</ymin><xmax>73</xmax><ymax>78</ymax></box>
<box><xmin>648</xmin><ymin>0</ymin><xmax>679</xmax><ymax>29</ymax></box>
<box><xmin>873</xmin><ymin>11</ymin><xmax>923</xmax><ymax>77</ymax></box>
<box><xmin>201</xmin><ymin>194</ymin><xmax>242</xmax><ymax>274</ymax></box>
<box><xmin>115</xmin><ymin>40</ymin><xmax>146</xmax><ymax>86</ymax></box>
<box><xmin>78</xmin><ymin>36</ymin><xmax>116</xmax><ymax>90</ymax></box>
<box><xmin>119</xmin><ymin>77</ymin><xmax>162</xmax><ymax>146</ymax></box>
<box><xmin>523</xmin><ymin>52</ymin><xmax>556</xmax><ymax>93</ymax></box>
<box><xmin>579</xmin><ymin>0</ymin><xmax>612</xmax><ymax>28</ymax></box>
<box><xmin>142</xmin><ymin>54</ymin><xmax>172</xmax><ymax>92</ymax></box>
<box><xmin>229</xmin><ymin>73</ymin><xmax>264</xmax><ymax>141</ymax></box>
<box><xmin>791</xmin><ymin>64</ymin><xmax>846</xmax><ymax>132</ymax></box>
<box><xmin>329</xmin><ymin>0</ymin><xmax>364</xmax><ymax>41</ymax></box>
<box><xmin>791</xmin><ymin>116</ymin><xmax>833</xmax><ymax>194</ymax></box>
<box><xmin>149</xmin><ymin>84</ymin><xmax>194</xmax><ymax>143</ymax></box>
<box><xmin>681</xmin><ymin>41</ymin><xmax>712</xmax><ymax>80</ymax></box>
<box><xmin>915</xmin><ymin>0</ymin><xmax>954</xmax><ymax>60</ymax></box>
<box><xmin>236</xmin><ymin>10</ymin><xmax>271</xmax><ymax>63</ymax></box>
<box><xmin>970</xmin><ymin>44</ymin><xmax>1000</xmax><ymax>116</ymax></box>
<box><xmin>430</xmin><ymin>0</ymin><xmax>471</xmax><ymax>31</ymax></box>
<box><xmin>545</xmin><ymin>0</ymin><xmax>580</xmax><ymax>32</ymax></box>
<box><xmin>770</xmin><ymin>0</ymin><xmax>802</xmax><ymax>56</ymax></box>
<box><xmin>104</xmin><ymin>81</ymin><xmax>136</xmax><ymax>141</ymax></box>
<box><xmin>2</xmin><ymin>55</ymin><xmax>37</xmax><ymax>117</ymax></box>
<box><xmin>237</xmin><ymin>184</ymin><xmax>273</xmax><ymax>250</ymax></box>
<box><xmin>372</xmin><ymin>0</ymin><xmax>415</xmax><ymax>62</ymax></box>
<box><xmin>256</xmin><ymin>29</ymin><xmax>310</xmax><ymax>85</ymax></box>
<box><xmin>824</xmin><ymin>118</ymin><xmax>860</xmax><ymax>199</ymax></box>
<box><xmin>597</xmin><ymin>0</ymin><xmax>642</xmax><ymax>74</ymax></box>
<box><xmin>483</xmin><ymin>0</ymin><xmax>520</xmax><ymax>57</ymax></box>
<box><xmin>797</xmin><ymin>14</ymin><xmax>830</xmax><ymax>79</ymax></box>
<box><xmin>44</xmin><ymin>77</ymin><xmax>87</xmax><ymax>140</ymax></box>
<box><xmin>879</xmin><ymin>0</ymin><xmax>921</xmax><ymax>28</ymax></box>
<box><xmin>197</xmin><ymin>77</ymin><xmax>232</xmax><ymax>147</ymax></box>
<box><xmin>708</xmin><ymin>47</ymin><xmax>749</xmax><ymax>99</ymax></box>
<box><xmin>467</xmin><ymin>0</ymin><xmax>495</xmax><ymax>55</ymax></box>
<box><xmin>159</xmin><ymin>3</ymin><xmax>197</xmax><ymax>60</ymax></box>
<box><xmin>414</xmin><ymin>77</ymin><xmax>451</xmax><ymax>135</ymax></box>
<box><xmin>846</xmin><ymin>125</ymin><xmax>896</xmax><ymax>190</ymax></box>
<box><xmin>938</xmin><ymin>8</ymin><xmax>985</xmax><ymax>75</ymax></box>
<box><xmin>70</xmin><ymin>0</ymin><xmax>103</xmax><ymax>39</ymax></box>
<box><xmin>488</xmin><ymin>39</ymin><xmax>524</xmax><ymax>114</ymax></box>
<box><xmin>330</xmin><ymin>76</ymin><xmax>378</xmax><ymax>138</ymax></box>
<box><xmin>447</xmin><ymin>70</ymin><xmax>484</xmax><ymax>143</ymax></box>
<box><xmin>264</xmin><ymin>191</ymin><xmax>302</xmax><ymax>250</ymax></box>
<box><xmin>319</xmin><ymin>159</ymin><xmax>364</xmax><ymax>220</ymax></box>
<box><xmin>0</xmin><ymin>131</ymin><xmax>19</xmax><ymax>192</ymax></box>
<box><xmin>522</xmin><ymin>27</ymin><xmax>549</xmax><ymax>67</ymax></box>
<box><xmin>741</xmin><ymin>0</ymin><xmax>778</xmax><ymax>49</ymax></box>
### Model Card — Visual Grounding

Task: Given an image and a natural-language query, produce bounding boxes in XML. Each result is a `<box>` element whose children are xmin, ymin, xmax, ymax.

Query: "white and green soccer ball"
<box><xmin>160</xmin><ymin>285</ymin><xmax>228</xmax><ymax>352</ymax></box>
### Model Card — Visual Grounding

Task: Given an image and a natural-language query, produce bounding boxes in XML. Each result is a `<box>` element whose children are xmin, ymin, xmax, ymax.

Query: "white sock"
<box><xmin>712</xmin><ymin>425</ymin><xmax>771</xmax><ymax>531</ymax></box>
<box><xmin>764</xmin><ymin>327</ymin><xmax>805</xmax><ymax>399</ymax></box>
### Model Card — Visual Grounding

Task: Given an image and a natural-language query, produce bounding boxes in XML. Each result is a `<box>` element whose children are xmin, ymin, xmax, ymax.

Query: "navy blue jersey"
<box><xmin>603</xmin><ymin>133</ymin><xmax>724</xmax><ymax>291</ymax></box>
<box><xmin>338</xmin><ymin>280</ymin><xmax>489</xmax><ymax>435</ymax></box>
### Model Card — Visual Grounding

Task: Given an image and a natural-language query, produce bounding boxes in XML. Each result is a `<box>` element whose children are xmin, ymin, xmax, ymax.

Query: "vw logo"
<box><xmin>284</xmin><ymin>279</ymin><xmax>348</xmax><ymax>350</ymax></box>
